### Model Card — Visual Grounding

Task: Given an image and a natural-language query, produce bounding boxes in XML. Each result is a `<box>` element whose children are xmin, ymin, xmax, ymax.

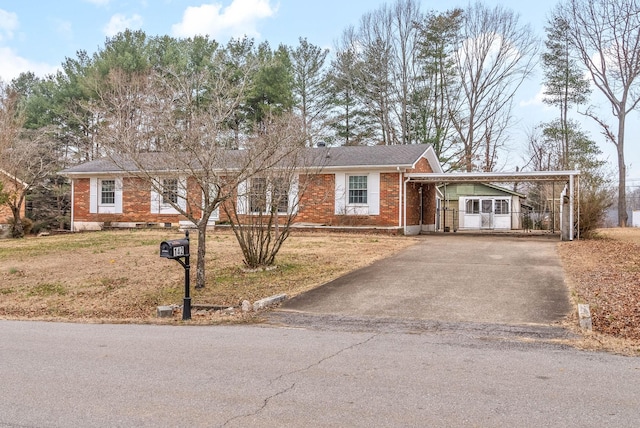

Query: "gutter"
<box><xmin>70</xmin><ymin>179</ymin><xmax>75</xmax><ymax>232</ymax></box>
<box><xmin>404</xmin><ymin>174</ymin><xmax>411</xmax><ymax>235</ymax></box>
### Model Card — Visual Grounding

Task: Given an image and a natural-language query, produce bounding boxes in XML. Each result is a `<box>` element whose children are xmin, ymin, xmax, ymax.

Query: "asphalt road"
<box><xmin>1</xmin><ymin>320</ymin><xmax>639</xmax><ymax>427</ymax></box>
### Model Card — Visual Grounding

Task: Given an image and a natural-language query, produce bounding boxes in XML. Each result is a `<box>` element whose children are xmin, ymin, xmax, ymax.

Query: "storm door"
<box><xmin>480</xmin><ymin>199</ymin><xmax>493</xmax><ymax>229</ymax></box>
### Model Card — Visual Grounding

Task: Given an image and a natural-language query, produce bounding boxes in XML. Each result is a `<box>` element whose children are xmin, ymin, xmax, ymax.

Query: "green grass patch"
<box><xmin>27</xmin><ymin>282</ymin><xmax>68</xmax><ymax>297</ymax></box>
<box><xmin>0</xmin><ymin>230</ymin><xmax>169</xmax><ymax>260</ymax></box>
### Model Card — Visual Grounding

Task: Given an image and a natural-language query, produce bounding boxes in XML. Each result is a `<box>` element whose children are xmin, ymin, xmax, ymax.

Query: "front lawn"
<box><xmin>0</xmin><ymin>229</ymin><xmax>417</xmax><ymax>323</ymax></box>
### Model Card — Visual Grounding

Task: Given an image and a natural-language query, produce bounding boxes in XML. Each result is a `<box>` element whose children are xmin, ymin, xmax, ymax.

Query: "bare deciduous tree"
<box><xmin>452</xmin><ymin>2</ymin><xmax>538</xmax><ymax>171</ymax></box>
<box><xmin>83</xmin><ymin>60</ymin><xmax>302</xmax><ymax>288</ymax></box>
<box><xmin>555</xmin><ymin>0</ymin><xmax>640</xmax><ymax>227</ymax></box>
<box><xmin>333</xmin><ymin>0</ymin><xmax>424</xmax><ymax>146</ymax></box>
<box><xmin>222</xmin><ymin>113</ymin><xmax>323</xmax><ymax>268</ymax></box>
<box><xmin>0</xmin><ymin>82</ymin><xmax>55</xmax><ymax>238</ymax></box>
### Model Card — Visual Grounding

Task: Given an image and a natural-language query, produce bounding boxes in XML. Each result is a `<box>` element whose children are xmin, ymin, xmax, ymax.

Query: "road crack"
<box><xmin>221</xmin><ymin>333</ymin><xmax>380</xmax><ymax>427</ymax></box>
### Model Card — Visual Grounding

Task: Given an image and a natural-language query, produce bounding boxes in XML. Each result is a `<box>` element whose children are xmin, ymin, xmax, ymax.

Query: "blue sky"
<box><xmin>0</xmin><ymin>0</ymin><xmax>637</xmax><ymax>180</ymax></box>
<box><xmin>0</xmin><ymin>0</ymin><xmax>555</xmax><ymax>80</ymax></box>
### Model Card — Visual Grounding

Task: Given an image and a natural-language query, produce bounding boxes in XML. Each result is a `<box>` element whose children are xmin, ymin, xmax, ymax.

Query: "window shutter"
<box><xmin>334</xmin><ymin>173</ymin><xmax>346</xmax><ymax>215</ymax></box>
<box><xmin>289</xmin><ymin>175</ymin><xmax>299</xmax><ymax>214</ymax></box>
<box><xmin>368</xmin><ymin>173</ymin><xmax>380</xmax><ymax>215</ymax></box>
<box><xmin>237</xmin><ymin>180</ymin><xmax>248</xmax><ymax>215</ymax></box>
<box><xmin>89</xmin><ymin>178</ymin><xmax>98</xmax><ymax>213</ymax></box>
<box><xmin>178</xmin><ymin>177</ymin><xmax>187</xmax><ymax>211</ymax></box>
<box><xmin>114</xmin><ymin>178</ymin><xmax>123</xmax><ymax>214</ymax></box>
<box><xmin>150</xmin><ymin>179</ymin><xmax>161</xmax><ymax>214</ymax></box>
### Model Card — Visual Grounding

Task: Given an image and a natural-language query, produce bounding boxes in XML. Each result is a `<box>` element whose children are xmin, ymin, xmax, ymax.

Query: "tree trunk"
<box><xmin>196</xmin><ymin>222</ymin><xmax>207</xmax><ymax>288</ymax></box>
<box><xmin>10</xmin><ymin>205</ymin><xmax>24</xmax><ymax>238</ymax></box>
<box><xmin>617</xmin><ymin>116</ymin><xmax>627</xmax><ymax>227</ymax></box>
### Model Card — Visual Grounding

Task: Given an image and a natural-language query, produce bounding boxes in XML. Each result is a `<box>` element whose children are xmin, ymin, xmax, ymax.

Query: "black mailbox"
<box><xmin>160</xmin><ymin>239</ymin><xmax>189</xmax><ymax>259</ymax></box>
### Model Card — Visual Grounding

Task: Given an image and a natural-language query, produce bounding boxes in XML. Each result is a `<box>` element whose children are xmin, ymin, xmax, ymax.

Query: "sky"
<box><xmin>0</xmin><ymin>0</ymin><xmax>637</xmax><ymax>181</ymax></box>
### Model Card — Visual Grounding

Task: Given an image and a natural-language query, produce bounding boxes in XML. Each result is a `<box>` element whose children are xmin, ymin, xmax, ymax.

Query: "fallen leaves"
<box><xmin>558</xmin><ymin>231</ymin><xmax>640</xmax><ymax>341</ymax></box>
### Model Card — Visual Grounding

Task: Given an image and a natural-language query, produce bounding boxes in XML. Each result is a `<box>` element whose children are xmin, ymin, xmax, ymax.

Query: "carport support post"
<box><xmin>569</xmin><ymin>174</ymin><xmax>574</xmax><ymax>241</ymax></box>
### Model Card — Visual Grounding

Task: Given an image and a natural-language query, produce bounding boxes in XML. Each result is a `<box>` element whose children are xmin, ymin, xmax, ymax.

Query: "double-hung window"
<box><xmin>348</xmin><ymin>175</ymin><xmax>368</xmax><ymax>205</ymax></box>
<box><xmin>272</xmin><ymin>178</ymin><xmax>289</xmax><ymax>213</ymax></box>
<box><xmin>248</xmin><ymin>177</ymin><xmax>290</xmax><ymax>214</ymax></box>
<box><xmin>100</xmin><ymin>180</ymin><xmax>115</xmax><ymax>205</ymax></box>
<box><xmin>249</xmin><ymin>177</ymin><xmax>267</xmax><ymax>213</ymax></box>
<box><xmin>162</xmin><ymin>178</ymin><xmax>179</xmax><ymax>205</ymax></box>
<box><xmin>495</xmin><ymin>199</ymin><xmax>509</xmax><ymax>215</ymax></box>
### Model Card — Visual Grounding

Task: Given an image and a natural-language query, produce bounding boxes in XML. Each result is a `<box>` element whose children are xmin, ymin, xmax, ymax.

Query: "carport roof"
<box><xmin>406</xmin><ymin>170</ymin><xmax>580</xmax><ymax>183</ymax></box>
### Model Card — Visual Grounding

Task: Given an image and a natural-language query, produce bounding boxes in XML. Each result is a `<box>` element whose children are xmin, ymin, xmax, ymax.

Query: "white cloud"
<box><xmin>0</xmin><ymin>9</ymin><xmax>18</xmax><ymax>42</ymax></box>
<box><xmin>520</xmin><ymin>85</ymin><xmax>546</xmax><ymax>108</ymax></box>
<box><xmin>171</xmin><ymin>0</ymin><xmax>276</xmax><ymax>40</ymax></box>
<box><xmin>0</xmin><ymin>47</ymin><xmax>59</xmax><ymax>81</ymax></box>
<box><xmin>103</xmin><ymin>13</ymin><xmax>144</xmax><ymax>37</ymax></box>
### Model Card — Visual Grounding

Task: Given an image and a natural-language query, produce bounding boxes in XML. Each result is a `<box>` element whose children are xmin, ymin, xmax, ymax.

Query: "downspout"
<box><xmin>576</xmin><ymin>175</ymin><xmax>580</xmax><ymax>240</ymax></box>
<box><xmin>419</xmin><ymin>186</ymin><xmax>423</xmax><ymax>227</ymax></box>
<box><xmin>397</xmin><ymin>168</ymin><xmax>402</xmax><ymax>228</ymax></box>
<box><xmin>70</xmin><ymin>179</ymin><xmax>75</xmax><ymax>232</ymax></box>
<box><xmin>404</xmin><ymin>175</ymin><xmax>411</xmax><ymax>235</ymax></box>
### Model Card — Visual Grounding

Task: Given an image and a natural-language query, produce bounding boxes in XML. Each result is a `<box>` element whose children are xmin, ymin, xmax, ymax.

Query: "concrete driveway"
<box><xmin>278</xmin><ymin>234</ymin><xmax>572</xmax><ymax>325</ymax></box>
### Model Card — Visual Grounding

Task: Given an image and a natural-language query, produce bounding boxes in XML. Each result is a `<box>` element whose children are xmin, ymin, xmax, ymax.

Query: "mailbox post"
<box><xmin>160</xmin><ymin>230</ymin><xmax>191</xmax><ymax>320</ymax></box>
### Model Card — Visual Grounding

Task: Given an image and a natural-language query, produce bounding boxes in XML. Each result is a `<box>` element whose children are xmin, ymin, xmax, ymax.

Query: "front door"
<box><xmin>481</xmin><ymin>199</ymin><xmax>493</xmax><ymax>229</ymax></box>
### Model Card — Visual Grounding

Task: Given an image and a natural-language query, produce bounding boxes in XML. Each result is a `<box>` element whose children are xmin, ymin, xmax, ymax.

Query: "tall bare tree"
<box><xmin>333</xmin><ymin>0</ymin><xmax>424</xmax><ymax>145</ymax></box>
<box><xmin>555</xmin><ymin>0</ymin><xmax>640</xmax><ymax>227</ymax></box>
<box><xmin>451</xmin><ymin>2</ymin><xmax>538</xmax><ymax>171</ymax></box>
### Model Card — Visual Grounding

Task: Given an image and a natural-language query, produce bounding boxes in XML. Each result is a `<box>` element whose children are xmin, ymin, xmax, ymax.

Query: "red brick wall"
<box><xmin>423</xmin><ymin>184</ymin><xmax>437</xmax><ymax>225</ymax></box>
<box><xmin>378</xmin><ymin>172</ymin><xmax>401</xmax><ymax>226</ymax></box>
<box><xmin>405</xmin><ymin>182</ymin><xmax>421</xmax><ymax>226</ymax></box>
<box><xmin>296</xmin><ymin>174</ymin><xmax>336</xmax><ymax>224</ymax></box>
<box><xmin>73</xmin><ymin>177</ymin><xmax>188</xmax><ymax>225</ymax></box>
<box><xmin>409</xmin><ymin>157</ymin><xmax>434</xmax><ymax>174</ymax></box>
<box><xmin>296</xmin><ymin>172</ymin><xmax>401</xmax><ymax>227</ymax></box>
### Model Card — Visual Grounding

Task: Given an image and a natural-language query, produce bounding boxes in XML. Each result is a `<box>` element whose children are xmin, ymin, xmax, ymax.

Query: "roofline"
<box><xmin>407</xmin><ymin>170</ymin><xmax>580</xmax><ymax>183</ymax></box>
<box><xmin>60</xmin><ymin>163</ymin><xmax>426</xmax><ymax>177</ymax></box>
<box><xmin>59</xmin><ymin>169</ymin><xmax>183</xmax><ymax>177</ymax></box>
<box><xmin>0</xmin><ymin>169</ymin><xmax>29</xmax><ymax>188</ymax></box>
<box><xmin>421</xmin><ymin>146</ymin><xmax>444</xmax><ymax>174</ymax></box>
<box><xmin>438</xmin><ymin>182</ymin><xmax>526</xmax><ymax>198</ymax></box>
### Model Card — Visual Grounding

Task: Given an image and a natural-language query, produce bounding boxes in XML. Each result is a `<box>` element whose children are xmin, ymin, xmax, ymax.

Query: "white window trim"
<box><xmin>89</xmin><ymin>177</ymin><xmax>123</xmax><ymax>214</ymax></box>
<box><xmin>237</xmin><ymin>176</ymin><xmax>299</xmax><ymax>215</ymax></box>
<box><xmin>335</xmin><ymin>172</ymin><xmax>380</xmax><ymax>216</ymax></box>
<box><xmin>150</xmin><ymin>177</ymin><xmax>187</xmax><ymax>214</ymax></box>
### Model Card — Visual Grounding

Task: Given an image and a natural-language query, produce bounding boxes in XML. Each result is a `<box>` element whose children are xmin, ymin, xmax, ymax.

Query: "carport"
<box><xmin>404</xmin><ymin>171</ymin><xmax>580</xmax><ymax>240</ymax></box>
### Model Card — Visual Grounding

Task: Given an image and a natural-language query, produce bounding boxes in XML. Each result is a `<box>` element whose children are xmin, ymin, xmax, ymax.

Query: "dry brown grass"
<box><xmin>0</xmin><ymin>229</ymin><xmax>417</xmax><ymax>323</ymax></box>
<box><xmin>558</xmin><ymin>227</ymin><xmax>640</xmax><ymax>355</ymax></box>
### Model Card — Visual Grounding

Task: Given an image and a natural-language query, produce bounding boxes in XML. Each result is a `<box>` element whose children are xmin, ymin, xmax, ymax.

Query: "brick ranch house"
<box><xmin>59</xmin><ymin>144</ymin><xmax>443</xmax><ymax>235</ymax></box>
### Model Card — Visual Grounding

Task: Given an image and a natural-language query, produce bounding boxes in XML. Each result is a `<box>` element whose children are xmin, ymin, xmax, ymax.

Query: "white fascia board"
<box><xmin>411</xmin><ymin>146</ymin><xmax>443</xmax><ymax>174</ymax></box>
